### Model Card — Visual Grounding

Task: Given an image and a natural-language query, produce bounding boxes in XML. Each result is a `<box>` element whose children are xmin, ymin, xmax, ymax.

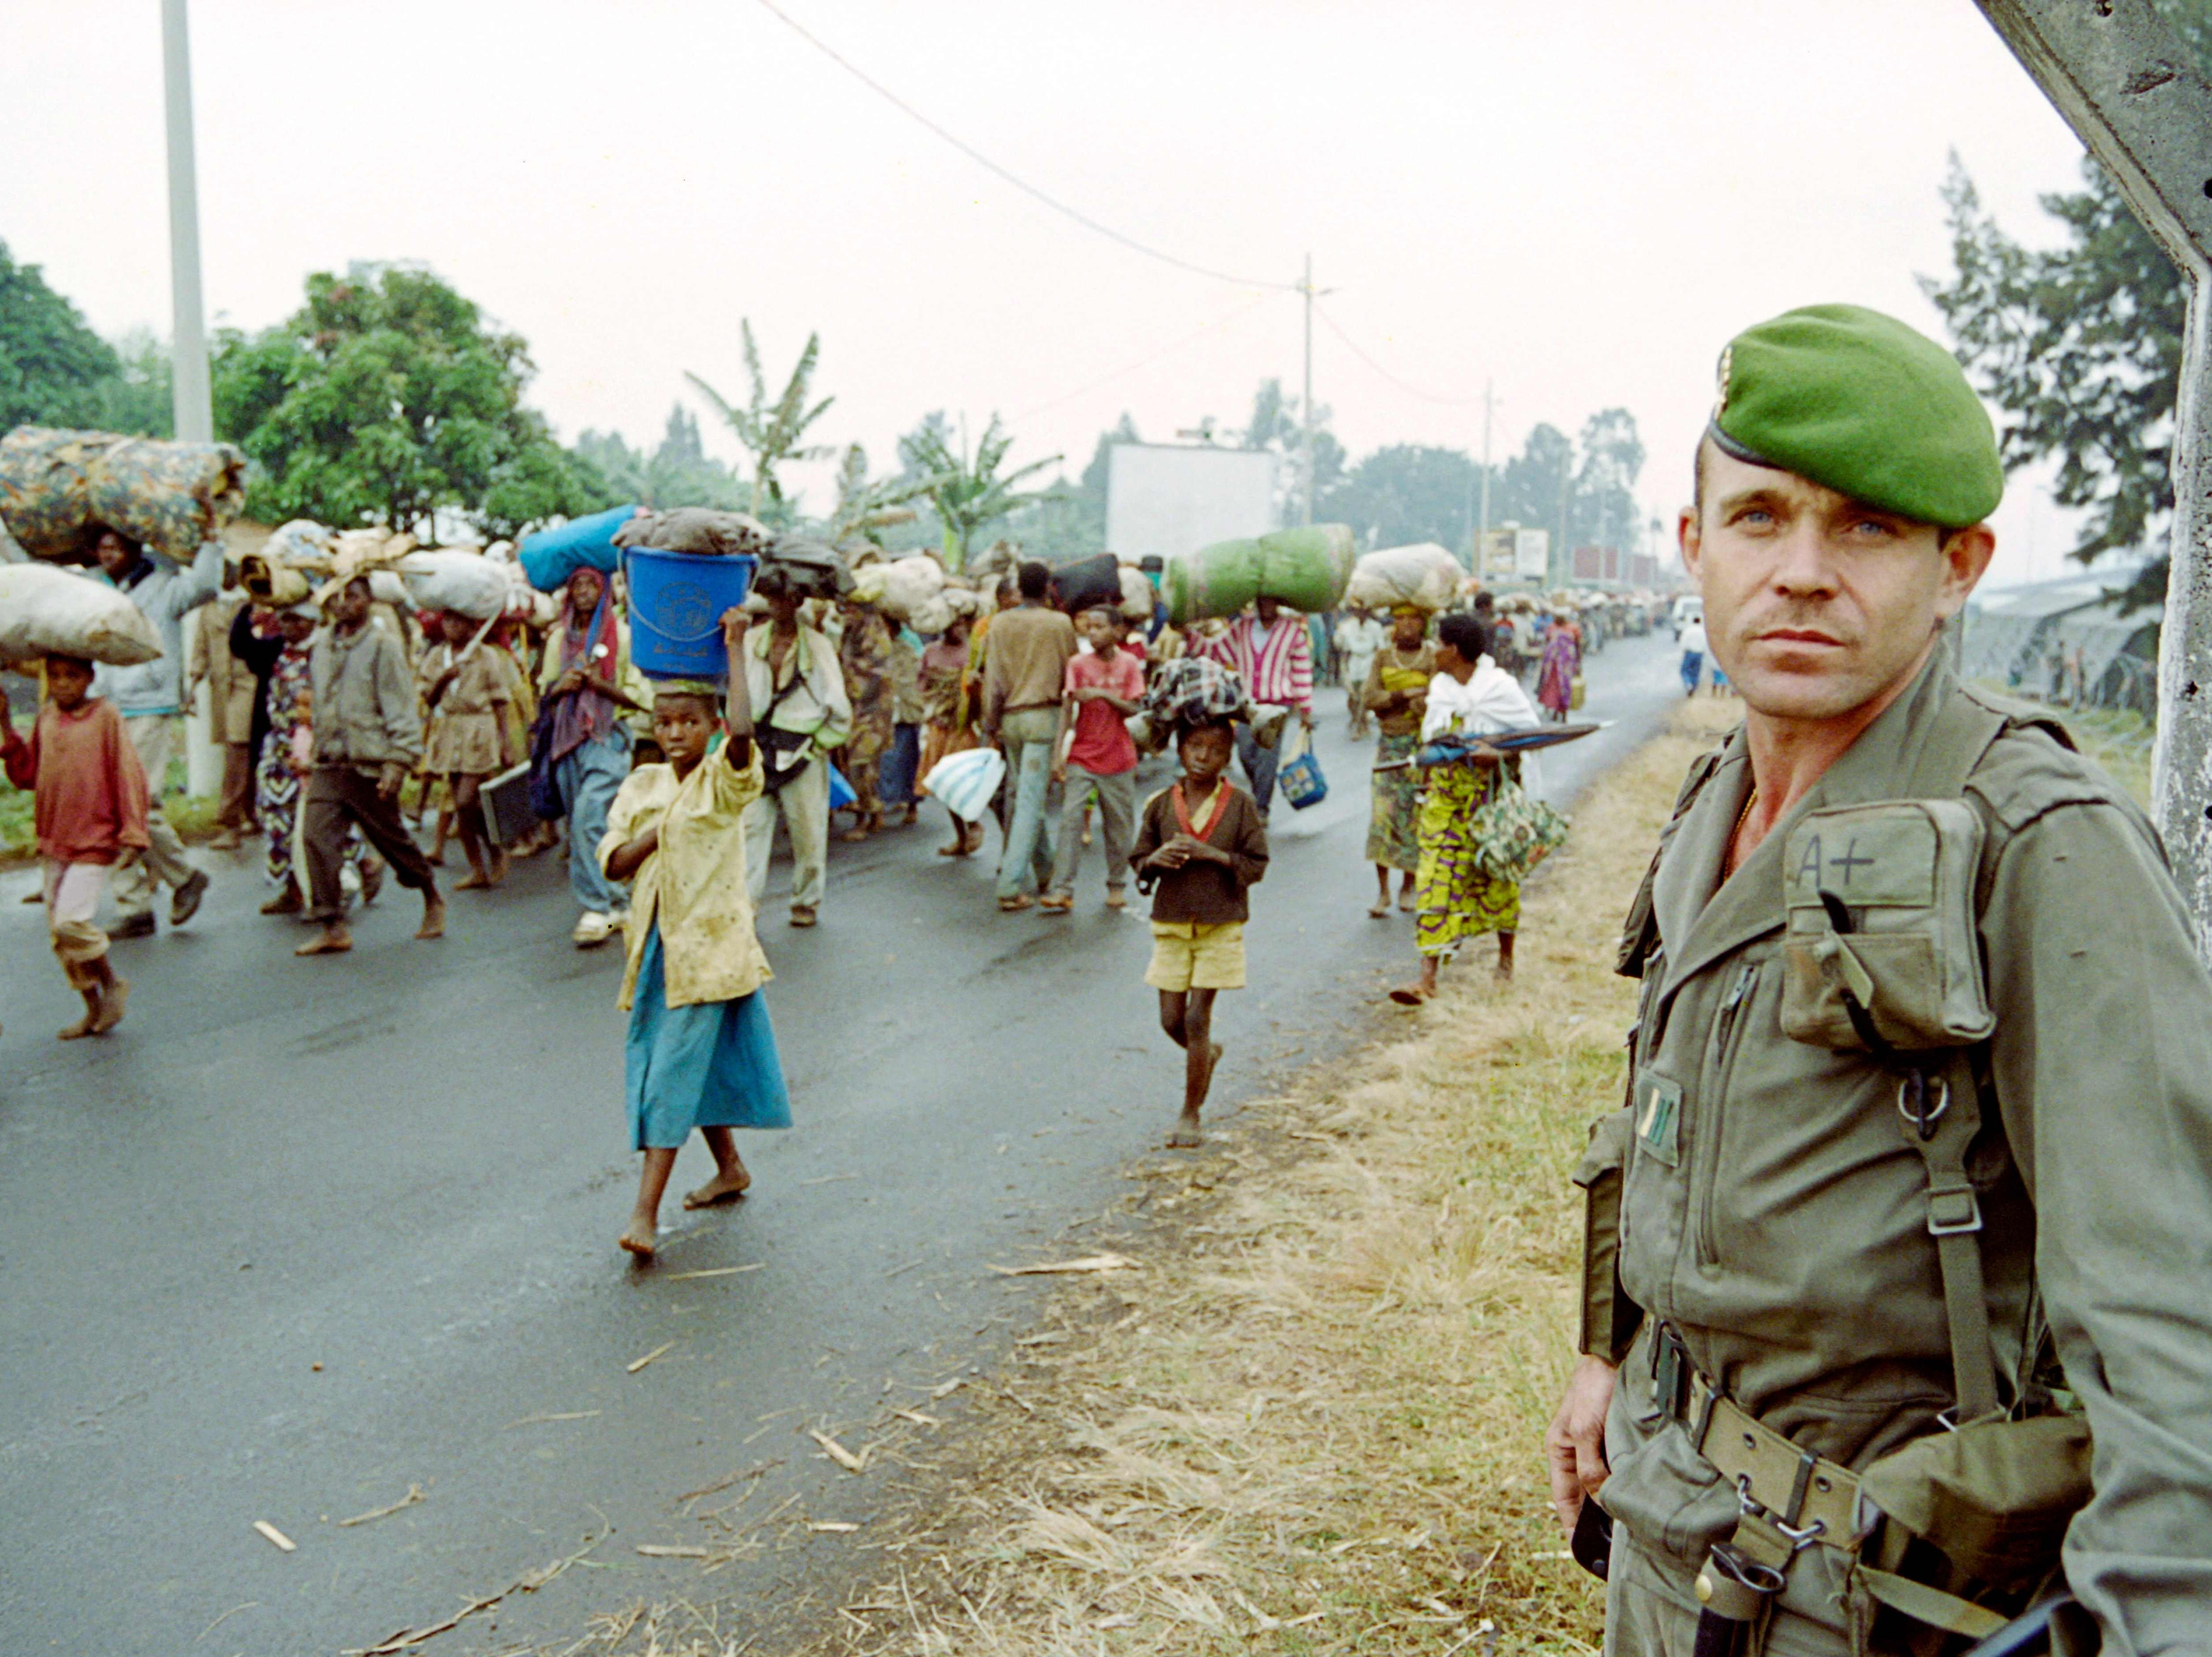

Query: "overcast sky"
<box><xmin>3</xmin><ymin>1</ymin><xmax>2098</xmax><ymax>584</ymax></box>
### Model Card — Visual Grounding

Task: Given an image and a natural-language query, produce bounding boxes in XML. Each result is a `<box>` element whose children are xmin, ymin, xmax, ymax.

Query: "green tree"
<box><xmin>897</xmin><ymin>412</ymin><xmax>1060</xmax><ymax>569</ymax></box>
<box><xmin>686</xmin><ymin>322</ymin><xmax>835</xmax><ymax>525</ymax></box>
<box><xmin>572</xmin><ymin>402</ymin><xmax>746</xmax><ymax>510</ymax></box>
<box><xmin>212</xmin><ymin>261</ymin><xmax>601</xmax><ymax>536</ymax></box>
<box><xmin>1321</xmin><ymin>443</ymin><xmax>1481</xmax><ymax>553</ymax></box>
<box><xmin>1490</xmin><ymin>423</ymin><xmax>1576</xmax><ymax>554</ymax></box>
<box><xmin>825</xmin><ymin>440</ymin><xmax>947</xmax><ymax>543</ymax></box>
<box><xmin>1923</xmin><ymin>155</ymin><xmax>2182</xmax><ymax>611</ymax></box>
<box><xmin>1572</xmin><ymin>407</ymin><xmax>1646</xmax><ymax>551</ymax></box>
<box><xmin>92</xmin><ymin>328</ymin><xmax>174</xmax><ymax>438</ymax></box>
<box><xmin>0</xmin><ymin>239</ymin><xmax>123</xmax><ymax>430</ymax></box>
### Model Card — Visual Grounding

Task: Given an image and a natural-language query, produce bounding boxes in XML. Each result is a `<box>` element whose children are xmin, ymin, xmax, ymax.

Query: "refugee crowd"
<box><xmin>3</xmin><ymin>518</ymin><xmax>1615</xmax><ymax>1248</ymax></box>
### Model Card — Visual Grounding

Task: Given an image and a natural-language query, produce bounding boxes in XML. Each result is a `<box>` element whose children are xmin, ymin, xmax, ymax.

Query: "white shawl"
<box><xmin>1420</xmin><ymin>656</ymin><xmax>1547</xmax><ymax>794</ymax></box>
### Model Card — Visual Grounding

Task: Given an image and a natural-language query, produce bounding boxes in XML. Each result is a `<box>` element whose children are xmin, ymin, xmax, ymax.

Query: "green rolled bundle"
<box><xmin>1166</xmin><ymin>523</ymin><xmax>1356</xmax><ymax>625</ymax></box>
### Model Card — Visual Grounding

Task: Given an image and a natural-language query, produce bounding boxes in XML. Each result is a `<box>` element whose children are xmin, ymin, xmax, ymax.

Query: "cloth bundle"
<box><xmin>850</xmin><ymin>553</ymin><xmax>945</xmax><ymax>621</ymax></box>
<box><xmin>1119</xmin><ymin>565</ymin><xmax>1156</xmax><ymax>622</ymax></box>
<box><xmin>613</xmin><ymin>507</ymin><xmax>771</xmax><ymax>559</ymax></box>
<box><xmin>1143</xmin><ymin>655</ymin><xmax>1249</xmax><ymax>724</ymax></box>
<box><xmin>0</xmin><ymin>562</ymin><xmax>165</xmax><ymax>666</ymax></box>
<box><xmin>1165</xmin><ymin>524</ymin><xmax>1356</xmax><ymax>625</ymax></box>
<box><xmin>0</xmin><ymin>427</ymin><xmax>248</xmax><ymax>563</ymax></box>
<box><xmin>1345</xmin><ymin>543</ymin><xmax>1462</xmax><ymax>612</ymax></box>
<box><xmin>396</xmin><ymin>549</ymin><xmax>510</xmax><ymax>620</ymax></box>
<box><xmin>754</xmin><ymin>535</ymin><xmax>852</xmax><ymax>602</ymax></box>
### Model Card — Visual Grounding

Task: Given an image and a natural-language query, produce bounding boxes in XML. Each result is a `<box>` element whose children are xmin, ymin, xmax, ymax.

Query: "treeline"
<box><xmin>1</xmin><ymin>244</ymin><xmax>1652</xmax><ymax>567</ymax></box>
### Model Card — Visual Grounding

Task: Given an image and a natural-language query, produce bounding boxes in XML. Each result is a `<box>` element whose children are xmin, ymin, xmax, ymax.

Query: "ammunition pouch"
<box><xmin>1780</xmin><ymin>800</ymin><xmax>1996</xmax><ymax>1054</ymax></box>
<box><xmin>1847</xmin><ymin>1414</ymin><xmax>2095</xmax><ymax>1654</ymax></box>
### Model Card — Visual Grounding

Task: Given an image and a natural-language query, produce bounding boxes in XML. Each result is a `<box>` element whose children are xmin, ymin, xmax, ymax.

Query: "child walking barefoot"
<box><xmin>601</xmin><ymin>611</ymin><xmax>792</xmax><ymax>1261</ymax></box>
<box><xmin>420</xmin><ymin>609</ymin><xmax>522</xmax><ymax>891</ymax></box>
<box><xmin>1</xmin><ymin>654</ymin><xmax>146</xmax><ymax>1038</ymax></box>
<box><xmin>1129</xmin><ymin>716</ymin><xmax>1269</xmax><ymax>1148</ymax></box>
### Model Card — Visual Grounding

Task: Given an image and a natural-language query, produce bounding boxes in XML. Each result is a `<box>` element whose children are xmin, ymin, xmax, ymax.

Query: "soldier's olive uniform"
<box><xmin>1585</xmin><ymin>652</ymin><xmax>2212</xmax><ymax>1653</ymax></box>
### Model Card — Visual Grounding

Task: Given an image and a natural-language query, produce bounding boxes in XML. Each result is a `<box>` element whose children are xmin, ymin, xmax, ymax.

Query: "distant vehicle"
<box><xmin>1670</xmin><ymin>594</ymin><xmax>1703</xmax><ymax>640</ymax></box>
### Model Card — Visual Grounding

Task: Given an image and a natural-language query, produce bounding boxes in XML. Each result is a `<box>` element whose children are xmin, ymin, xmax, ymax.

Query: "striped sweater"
<box><xmin>1193</xmin><ymin>613</ymin><xmax>1313</xmax><ymax>713</ymax></box>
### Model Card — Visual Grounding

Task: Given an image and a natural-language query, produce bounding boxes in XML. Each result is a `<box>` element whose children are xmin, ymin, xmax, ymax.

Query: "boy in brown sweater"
<box><xmin>1129</xmin><ymin>715</ymin><xmax>1269</xmax><ymax>1147</ymax></box>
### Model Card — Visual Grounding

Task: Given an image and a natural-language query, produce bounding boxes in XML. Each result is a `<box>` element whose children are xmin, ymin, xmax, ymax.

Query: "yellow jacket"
<box><xmin>599</xmin><ymin>743</ymin><xmax>771</xmax><ymax>1010</ymax></box>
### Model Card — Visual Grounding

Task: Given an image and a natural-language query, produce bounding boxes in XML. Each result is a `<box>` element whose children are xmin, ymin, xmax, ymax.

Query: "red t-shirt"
<box><xmin>1063</xmin><ymin>646</ymin><xmax>1145</xmax><ymax>775</ymax></box>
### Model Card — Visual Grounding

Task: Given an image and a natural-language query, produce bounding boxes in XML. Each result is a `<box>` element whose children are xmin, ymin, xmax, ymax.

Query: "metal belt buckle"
<box><xmin>1734</xmin><ymin>1474</ymin><xmax>1829</xmax><ymax>1554</ymax></box>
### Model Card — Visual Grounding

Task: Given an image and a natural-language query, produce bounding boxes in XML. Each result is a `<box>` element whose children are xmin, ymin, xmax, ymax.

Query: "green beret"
<box><xmin>1709</xmin><ymin>304</ymin><xmax>2003</xmax><ymax>528</ymax></box>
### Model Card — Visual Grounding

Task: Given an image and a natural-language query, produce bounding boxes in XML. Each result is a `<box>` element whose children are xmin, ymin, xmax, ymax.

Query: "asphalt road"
<box><xmin>0</xmin><ymin>632</ymin><xmax>1685</xmax><ymax>1656</ymax></box>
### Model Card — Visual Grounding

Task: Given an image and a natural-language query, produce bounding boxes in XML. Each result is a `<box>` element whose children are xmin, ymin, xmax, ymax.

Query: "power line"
<box><xmin>1313</xmin><ymin>299</ymin><xmax>1486</xmax><ymax>408</ymax></box>
<box><xmin>1013</xmin><ymin>292</ymin><xmax>1283</xmax><ymax>423</ymax></box>
<box><xmin>753</xmin><ymin>0</ymin><xmax>1298</xmax><ymax>293</ymax></box>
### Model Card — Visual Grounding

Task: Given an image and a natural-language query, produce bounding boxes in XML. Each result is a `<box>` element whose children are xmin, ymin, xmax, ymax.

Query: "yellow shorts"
<box><xmin>1144</xmin><ymin>920</ymin><xmax>1246</xmax><ymax>992</ymax></box>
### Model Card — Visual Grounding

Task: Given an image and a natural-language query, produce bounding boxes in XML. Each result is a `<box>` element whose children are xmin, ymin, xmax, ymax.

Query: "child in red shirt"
<box><xmin>1044</xmin><ymin>607</ymin><xmax>1147</xmax><ymax>913</ymax></box>
<box><xmin>1</xmin><ymin>653</ymin><xmax>148</xmax><ymax>1037</ymax></box>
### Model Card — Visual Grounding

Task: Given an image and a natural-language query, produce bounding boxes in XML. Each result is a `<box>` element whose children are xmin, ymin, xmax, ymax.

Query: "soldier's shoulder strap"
<box><xmin>1614</xmin><ymin>736</ymin><xmax>1734</xmax><ymax>979</ymax></box>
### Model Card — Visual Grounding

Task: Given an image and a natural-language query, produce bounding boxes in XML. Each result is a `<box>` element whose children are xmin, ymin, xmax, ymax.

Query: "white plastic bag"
<box><xmin>922</xmin><ymin>744</ymin><xmax>1007</xmax><ymax>821</ymax></box>
<box><xmin>0</xmin><ymin>563</ymin><xmax>164</xmax><ymax>666</ymax></box>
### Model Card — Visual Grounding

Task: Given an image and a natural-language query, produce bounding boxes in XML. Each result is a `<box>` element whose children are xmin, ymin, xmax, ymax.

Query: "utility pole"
<box><xmin>1976</xmin><ymin>0</ymin><xmax>2212</xmax><ymax>953</ymax></box>
<box><xmin>162</xmin><ymin>0</ymin><xmax>212</xmax><ymax>443</ymax></box>
<box><xmin>162</xmin><ymin>0</ymin><xmax>221</xmax><ymax>802</ymax></box>
<box><xmin>1299</xmin><ymin>253</ymin><xmax>1315</xmax><ymax>527</ymax></box>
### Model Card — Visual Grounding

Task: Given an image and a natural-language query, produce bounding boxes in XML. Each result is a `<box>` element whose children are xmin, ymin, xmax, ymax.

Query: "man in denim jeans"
<box><xmin>980</xmin><ymin>560</ymin><xmax>1077</xmax><ymax>913</ymax></box>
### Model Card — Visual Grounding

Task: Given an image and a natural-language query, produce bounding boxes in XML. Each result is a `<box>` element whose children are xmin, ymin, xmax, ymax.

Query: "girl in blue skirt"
<box><xmin>601</xmin><ymin>611</ymin><xmax>791</xmax><ymax>1262</ymax></box>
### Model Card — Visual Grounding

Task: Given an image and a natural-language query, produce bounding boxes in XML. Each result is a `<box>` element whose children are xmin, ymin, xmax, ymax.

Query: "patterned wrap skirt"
<box><xmin>1413</xmin><ymin>762</ymin><xmax>1521</xmax><ymax>960</ymax></box>
<box><xmin>1366</xmin><ymin>730</ymin><xmax>1423</xmax><ymax>871</ymax></box>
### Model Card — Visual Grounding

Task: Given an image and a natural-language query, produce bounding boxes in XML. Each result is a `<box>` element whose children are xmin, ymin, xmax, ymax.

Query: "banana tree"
<box><xmin>686</xmin><ymin>320</ymin><xmax>836</xmax><ymax>524</ymax></box>
<box><xmin>826</xmin><ymin>441</ymin><xmax>950</xmax><ymax>545</ymax></box>
<box><xmin>897</xmin><ymin>413</ymin><xmax>1060</xmax><ymax>570</ymax></box>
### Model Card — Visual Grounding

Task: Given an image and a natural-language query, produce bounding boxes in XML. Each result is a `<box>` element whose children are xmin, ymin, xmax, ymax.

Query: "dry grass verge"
<box><xmin>565</xmin><ymin>701</ymin><xmax>1742</xmax><ymax>1657</ymax></box>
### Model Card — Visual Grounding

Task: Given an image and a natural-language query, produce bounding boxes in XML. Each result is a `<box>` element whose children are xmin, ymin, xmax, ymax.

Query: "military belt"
<box><xmin>1652</xmin><ymin>1326</ymin><xmax>1861</xmax><ymax>1549</ymax></box>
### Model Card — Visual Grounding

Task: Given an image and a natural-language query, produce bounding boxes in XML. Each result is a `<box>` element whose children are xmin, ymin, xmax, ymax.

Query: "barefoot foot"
<box><xmin>90</xmin><ymin>976</ymin><xmax>130</xmax><ymax>1033</ymax></box>
<box><xmin>296</xmin><ymin>925</ymin><xmax>353</xmax><ymax>957</ymax></box>
<box><xmin>618</xmin><ymin>1222</ymin><xmax>658</xmax><ymax>1261</ymax></box>
<box><xmin>416</xmin><ymin>896</ymin><xmax>446</xmax><ymax>940</ymax></box>
<box><xmin>682</xmin><ymin>1166</ymin><xmax>753</xmax><ymax>1209</ymax></box>
<box><xmin>1167</xmin><ymin>1110</ymin><xmax>1203</xmax><ymax>1148</ymax></box>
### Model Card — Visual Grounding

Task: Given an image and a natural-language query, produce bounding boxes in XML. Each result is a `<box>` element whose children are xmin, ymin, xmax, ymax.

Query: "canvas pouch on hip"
<box><xmin>1779</xmin><ymin>799</ymin><xmax>1995</xmax><ymax>1052</ymax></box>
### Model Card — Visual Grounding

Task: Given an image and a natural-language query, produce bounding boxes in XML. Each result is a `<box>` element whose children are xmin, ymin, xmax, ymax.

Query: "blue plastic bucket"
<box><xmin>621</xmin><ymin>547</ymin><xmax>759</xmax><ymax>680</ymax></box>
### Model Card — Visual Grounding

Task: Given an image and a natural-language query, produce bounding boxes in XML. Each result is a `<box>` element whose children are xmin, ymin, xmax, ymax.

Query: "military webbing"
<box><xmin>1899</xmin><ymin>1065</ymin><xmax>2001</xmax><ymax>1424</ymax></box>
<box><xmin>1890</xmin><ymin>686</ymin><xmax>2012</xmax><ymax>1427</ymax></box>
<box><xmin>1678</xmin><ymin>1369</ymin><xmax>1861</xmax><ymax>1545</ymax></box>
<box><xmin>1852</xmin><ymin>1567</ymin><xmax>2009</xmax><ymax>1639</ymax></box>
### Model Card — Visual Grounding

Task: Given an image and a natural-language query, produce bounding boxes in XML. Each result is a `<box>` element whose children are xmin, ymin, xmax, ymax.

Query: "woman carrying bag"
<box><xmin>1389</xmin><ymin>612</ymin><xmax>1558</xmax><ymax>1006</ymax></box>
